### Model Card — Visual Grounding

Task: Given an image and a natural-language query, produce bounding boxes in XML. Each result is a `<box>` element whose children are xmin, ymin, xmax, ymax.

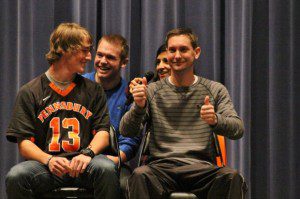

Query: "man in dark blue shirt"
<box><xmin>84</xmin><ymin>34</ymin><xmax>140</xmax><ymax>164</ymax></box>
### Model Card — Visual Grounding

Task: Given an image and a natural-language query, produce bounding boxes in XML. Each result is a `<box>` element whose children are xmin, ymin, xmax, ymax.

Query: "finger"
<box><xmin>204</xmin><ymin>96</ymin><xmax>210</xmax><ymax>105</ymax></box>
<box><xmin>81</xmin><ymin>162</ymin><xmax>88</xmax><ymax>173</ymax></box>
<box><xmin>53</xmin><ymin>161</ymin><xmax>67</xmax><ymax>173</ymax></box>
<box><xmin>62</xmin><ymin>159</ymin><xmax>71</xmax><ymax>173</ymax></box>
<box><xmin>132</xmin><ymin>86</ymin><xmax>146</xmax><ymax>93</ymax></box>
<box><xmin>200</xmin><ymin>109</ymin><xmax>215</xmax><ymax>115</ymax></box>
<box><xmin>52</xmin><ymin>166</ymin><xmax>64</xmax><ymax>177</ymax></box>
<box><xmin>201</xmin><ymin>114</ymin><xmax>216</xmax><ymax>120</ymax></box>
<box><xmin>201</xmin><ymin>105</ymin><xmax>214</xmax><ymax>111</ymax></box>
<box><xmin>75</xmin><ymin>162</ymin><xmax>84</xmax><ymax>177</ymax></box>
<box><xmin>142</xmin><ymin>77</ymin><xmax>148</xmax><ymax>86</ymax></box>
<box><xmin>132</xmin><ymin>78</ymin><xmax>143</xmax><ymax>85</ymax></box>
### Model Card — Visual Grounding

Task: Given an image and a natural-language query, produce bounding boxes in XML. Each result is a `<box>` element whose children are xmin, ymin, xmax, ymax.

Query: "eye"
<box><xmin>162</xmin><ymin>58</ymin><xmax>168</xmax><ymax>64</ymax></box>
<box><xmin>179</xmin><ymin>47</ymin><xmax>188</xmax><ymax>53</ymax></box>
<box><xmin>107</xmin><ymin>55</ymin><xmax>117</xmax><ymax>61</ymax></box>
<box><xmin>97</xmin><ymin>53</ymin><xmax>103</xmax><ymax>58</ymax></box>
<box><xmin>156</xmin><ymin>59</ymin><xmax>161</xmax><ymax>65</ymax></box>
<box><xmin>168</xmin><ymin>48</ymin><xmax>176</xmax><ymax>53</ymax></box>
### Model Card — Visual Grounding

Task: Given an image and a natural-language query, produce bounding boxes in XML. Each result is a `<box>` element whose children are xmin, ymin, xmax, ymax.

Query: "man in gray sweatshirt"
<box><xmin>120</xmin><ymin>28</ymin><xmax>247</xmax><ymax>199</ymax></box>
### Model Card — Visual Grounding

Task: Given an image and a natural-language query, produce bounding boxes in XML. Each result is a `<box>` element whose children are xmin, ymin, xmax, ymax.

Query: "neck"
<box><xmin>95</xmin><ymin>74</ymin><xmax>121</xmax><ymax>90</ymax></box>
<box><xmin>49</xmin><ymin>64</ymin><xmax>76</xmax><ymax>83</ymax></box>
<box><xmin>170</xmin><ymin>70</ymin><xmax>195</xmax><ymax>87</ymax></box>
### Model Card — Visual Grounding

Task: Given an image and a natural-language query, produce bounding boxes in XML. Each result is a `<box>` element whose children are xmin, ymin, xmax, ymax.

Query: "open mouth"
<box><xmin>96</xmin><ymin>65</ymin><xmax>111</xmax><ymax>71</ymax></box>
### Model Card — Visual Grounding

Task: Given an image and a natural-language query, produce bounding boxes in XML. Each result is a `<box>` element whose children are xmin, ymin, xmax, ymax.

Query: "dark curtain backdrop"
<box><xmin>0</xmin><ymin>0</ymin><xmax>299</xmax><ymax>198</ymax></box>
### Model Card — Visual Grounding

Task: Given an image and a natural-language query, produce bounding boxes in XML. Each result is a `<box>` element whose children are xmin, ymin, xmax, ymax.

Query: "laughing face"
<box><xmin>94</xmin><ymin>39</ymin><xmax>125</xmax><ymax>81</ymax></box>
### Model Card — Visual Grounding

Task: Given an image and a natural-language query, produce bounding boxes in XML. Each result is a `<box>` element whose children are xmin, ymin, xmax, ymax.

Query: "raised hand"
<box><xmin>200</xmin><ymin>96</ymin><xmax>217</xmax><ymax>125</ymax></box>
<box><xmin>129</xmin><ymin>77</ymin><xmax>148</xmax><ymax>108</ymax></box>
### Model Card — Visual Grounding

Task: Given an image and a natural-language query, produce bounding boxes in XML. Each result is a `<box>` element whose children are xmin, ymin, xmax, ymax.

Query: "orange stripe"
<box><xmin>49</xmin><ymin>82</ymin><xmax>76</xmax><ymax>97</ymax></box>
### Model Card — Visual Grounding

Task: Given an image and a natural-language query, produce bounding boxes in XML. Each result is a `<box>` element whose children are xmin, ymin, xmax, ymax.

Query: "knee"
<box><xmin>218</xmin><ymin>167</ymin><xmax>243</xmax><ymax>182</ymax></box>
<box><xmin>89</xmin><ymin>155</ymin><xmax>117</xmax><ymax>176</ymax></box>
<box><xmin>131</xmin><ymin>166</ymin><xmax>151</xmax><ymax>179</ymax></box>
<box><xmin>6</xmin><ymin>163</ymin><xmax>30</xmax><ymax>188</ymax></box>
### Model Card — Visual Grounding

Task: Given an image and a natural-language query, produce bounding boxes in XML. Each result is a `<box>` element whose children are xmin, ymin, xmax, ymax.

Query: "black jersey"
<box><xmin>6</xmin><ymin>73</ymin><xmax>110</xmax><ymax>156</ymax></box>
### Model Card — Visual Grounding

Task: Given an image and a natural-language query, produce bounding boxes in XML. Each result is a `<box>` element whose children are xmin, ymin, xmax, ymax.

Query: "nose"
<box><xmin>174</xmin><ymin>50</ymin><xmax>181</xmax><ymax>59</ymax></box>
<box><xmin>86</xmin><ymin>52</ymin><xmax>92</xmax><ymax>61</ymax></box>
<box><xmin>100</xmin><ymin>56</ymin><xmax>107</xmax><ymax>64</ymax></box>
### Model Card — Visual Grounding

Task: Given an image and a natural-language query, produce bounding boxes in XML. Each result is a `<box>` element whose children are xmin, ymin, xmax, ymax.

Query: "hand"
<box><xmin>200</xmin><ymin>96</ymin><xmax>217</xmax><ymax>126</ymax></box>
<box><xmin>48</xmin><ymin>156</ymin><xmax>71</xmax><ymax>177</ymax></box>
<box><xmin>106</xmin><ymin>155</ymin><xmax>119</xmax><ymax>164</ymax></box>
<box><xmin>69</xmin><ymin>154</ymin><xmax>92</xmax><ymax>178</ymax></box>
<box><xmin>129</xmin><ymin>77</ymin><xmax>148</xmax><ymax>108</ymax></box>
<box><xmin>106</xmin><ymin>151</ymin><xmax>127</xmax><ymax>164</ymax></box>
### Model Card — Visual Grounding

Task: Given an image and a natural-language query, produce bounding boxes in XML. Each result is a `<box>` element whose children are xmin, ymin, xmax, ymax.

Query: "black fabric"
<box><xmin>128</xmin><ymin>159</ymin><xmax>246</xmax><ymax>199</ymax></box>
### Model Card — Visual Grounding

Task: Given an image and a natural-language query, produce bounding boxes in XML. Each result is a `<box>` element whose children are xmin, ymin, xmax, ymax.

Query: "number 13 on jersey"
<box><xmin>49</xmin><ymin>117</ymin><xmax>81</xmax><ymax>152</ymax></box>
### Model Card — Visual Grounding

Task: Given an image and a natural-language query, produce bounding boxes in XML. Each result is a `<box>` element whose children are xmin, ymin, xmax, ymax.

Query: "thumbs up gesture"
<box><xmin>200</xmin><ymin>96</ymin><xmax>217</xmax><ymax>125</ymax></box>
<box><xmin>130</xmin><ymin>77</ymin><xmax>148</xmax><ymax>108</ymax></box>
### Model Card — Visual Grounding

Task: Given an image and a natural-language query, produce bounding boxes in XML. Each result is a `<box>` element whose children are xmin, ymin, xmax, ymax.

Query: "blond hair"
<box><xmin>45</xmin><ymin>23</ymin><xmax>93</xmax><ymax>65</ymax></box>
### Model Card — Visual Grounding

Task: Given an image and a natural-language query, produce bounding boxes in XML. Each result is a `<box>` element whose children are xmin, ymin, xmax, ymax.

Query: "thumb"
<box><xmin>142</xmin><ymin>77</ymin><xmax>148</xmax><ymax>86</ymax></box>
<box><xmin>204</xmin><ymin>96</ymin><xmax>210</xmax><ymax>105</ymax></box>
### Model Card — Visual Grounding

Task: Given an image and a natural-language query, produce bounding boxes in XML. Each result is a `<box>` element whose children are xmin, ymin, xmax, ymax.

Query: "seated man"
<box><xmin>120</xmin><ymin>28</ymin><xmax>247</xmax><ymax>199</ymax></box>
<box><xmin>153</xmin><ymin>44</ymin><xmax>171</xmax><ymax>81</ymax></box>
<box><xmin>84</xmin><ymin>34</ymin><xmax>140</xmax><ymax>164</ymax></box>
<box><xmin>5</xmin><ymin>23</ymin><xmax>120</xmax><ymax>199</ymax></box>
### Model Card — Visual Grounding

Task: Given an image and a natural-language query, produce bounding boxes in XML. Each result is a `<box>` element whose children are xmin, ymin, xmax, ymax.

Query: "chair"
<box><xmin>138</xmin><ymin>131</ymin><xmax>227</xmax><ymax>199</ymax></box>
<box><xmin>41</xmin><ymin>125</ymin><xmax>120</xmax><ymax>199</ymax></box>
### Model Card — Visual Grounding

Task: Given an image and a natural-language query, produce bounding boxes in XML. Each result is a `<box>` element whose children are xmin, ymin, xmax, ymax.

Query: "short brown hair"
<box><xmin>45</xmin><ymin>23</ymin><xmax>93</xmax><ymax>65</ymax></box>
<box><xmin>165</xmin><ymin>28</ymin><xmax>198</xmax><ymax>49</ymax></box>
<box><xmin>98</xmin><ymin>34</ymin><xmax>129</xmax><ymax>63</ymax></box>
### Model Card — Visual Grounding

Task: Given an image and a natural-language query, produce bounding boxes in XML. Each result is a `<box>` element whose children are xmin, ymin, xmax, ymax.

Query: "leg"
<box><xmin>77</xmin><ymin>154</ymin><xmax>121</xmax><ymax>199</ymax></box>
<box><xmin>177</xmin><ymin>163</ymin><xmax>247</xmax><ymax>199</ymax></box>
<box><xmin>128</xmin><ymin>162</ymin><xmax>178</xmax><ymax>199</ymax></box>
<box><xmin>6</xmin><ymin>160</ymin><xmax>64</xmax><ymax>199</ymax></box>
<box><xmin>207</xmin><ymin>166</ymin><xmax>247</xmax><ymax>199</ymax></box>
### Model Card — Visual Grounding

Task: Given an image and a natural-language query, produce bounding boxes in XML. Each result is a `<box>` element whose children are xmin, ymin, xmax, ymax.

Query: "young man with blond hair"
<box><xmin>6</xmin><ymin>23</ymin><xmax>120</xmax><ymax>199</ymax></box>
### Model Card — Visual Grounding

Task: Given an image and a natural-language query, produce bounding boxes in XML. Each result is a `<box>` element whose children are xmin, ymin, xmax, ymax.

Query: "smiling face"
<box><xmin>94</xmin><ymin>39</ymin><xmax>125</xmax><ymax>81</ymax></box>
<box><xmin>63</xmin><ymin>38</ymin><xmax>92</xmax><ymax>74</ymax></box>
<box><xmin>156</xmin><ymin>51</ymin><xmax>171</xmax><ymax>79</ymax></box>
<box><xmin>167</xmin><ymin>35</ymin><xmax>201</xmax><ymax>74</ymax></box>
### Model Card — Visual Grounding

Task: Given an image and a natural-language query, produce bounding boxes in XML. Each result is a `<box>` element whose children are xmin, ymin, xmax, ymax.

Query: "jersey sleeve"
<box><xmin>90</xmin><ymin>84</ymin><xmax>110</xmax><ymax>133</ymax></box>
<box><xmin>6</xmin><ymin>85</ymin><xmax>37</xmax><ymax>143</ymax></box>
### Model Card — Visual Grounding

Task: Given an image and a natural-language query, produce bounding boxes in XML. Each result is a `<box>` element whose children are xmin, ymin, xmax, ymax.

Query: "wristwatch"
<box><xmin>80</xmin><ymin>147</ymin><xmax>95</xmax><ymax>158</ymax></box>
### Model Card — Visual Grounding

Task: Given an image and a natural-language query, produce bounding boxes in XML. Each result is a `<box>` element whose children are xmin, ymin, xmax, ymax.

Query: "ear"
<box><xmin>194</xmin><ymin>46</ymin><xmax>201</xmax><ymax>59</ymax></box>
<box><xmin>121</xmin><ymin>58</ymin><xmax>129</xmax><ymax>68</ymax></box>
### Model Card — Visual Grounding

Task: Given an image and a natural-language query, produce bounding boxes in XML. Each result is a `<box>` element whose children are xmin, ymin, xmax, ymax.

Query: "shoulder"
<box><xmin>197</xmin><ymin>76</ymin><xmax>227</xmax><ymax>92</ymax></box>
<box><xmin>77</xmin><ymin>74</ymin><xmax>105</xmax><ymax>95</ymax></box>
<box><xmin>82</xmin><ymin>71</ymin><xmax>95</xmax><ymax>81</ymax></box>
<box><xmin>18</xmin><ymin>74</ymin><xmax>45</xmax><ymax>96</ymax></box>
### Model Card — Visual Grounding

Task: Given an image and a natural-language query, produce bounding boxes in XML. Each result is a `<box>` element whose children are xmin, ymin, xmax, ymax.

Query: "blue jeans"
<box><xmin>6</xmin><ymin>154</ymin><xmax>121</xmax><ymax>199</ymax></box>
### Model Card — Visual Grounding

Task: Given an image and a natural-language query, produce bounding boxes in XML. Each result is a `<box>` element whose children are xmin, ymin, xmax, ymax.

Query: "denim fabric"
<box><xmin>6</xmin><ymin>154</ymin><xmax>120</xmax><ymax>199</ymax></box>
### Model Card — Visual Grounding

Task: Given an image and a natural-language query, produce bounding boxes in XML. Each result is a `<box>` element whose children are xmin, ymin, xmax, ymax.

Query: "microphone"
<box><xmin>125</xmin><ymin>71</ymin><xmax>154</xmax><ymax>106</ymax></box>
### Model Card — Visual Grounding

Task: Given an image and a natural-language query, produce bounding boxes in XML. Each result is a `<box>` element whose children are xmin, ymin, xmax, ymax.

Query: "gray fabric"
<box><xmin>120</xmin><ymin>77</ymin><xmax>244</xmax><ymax>163</ymax></box>
<box><xmin>120</xmin><ymin>76</ymin><xmax>244</xmax><ymax>164</ymax></box>
<box><xmin>1</xmin><ymin>0</ymin><xmax>299</xmax><ymax>198</ymax></box>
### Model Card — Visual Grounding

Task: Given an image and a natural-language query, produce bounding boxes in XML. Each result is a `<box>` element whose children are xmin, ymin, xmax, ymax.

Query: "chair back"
<box><xmin>214</xmin><ymin>135</ymin><xmax>227</xmax><ymax>167</ymax></box>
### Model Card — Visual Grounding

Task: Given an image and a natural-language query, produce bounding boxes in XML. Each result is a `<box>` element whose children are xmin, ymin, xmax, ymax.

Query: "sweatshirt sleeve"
<box><xmin>211</xmin><ymin>82</ymin><xmax>245</xmax><ymax>139</ymax></box>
